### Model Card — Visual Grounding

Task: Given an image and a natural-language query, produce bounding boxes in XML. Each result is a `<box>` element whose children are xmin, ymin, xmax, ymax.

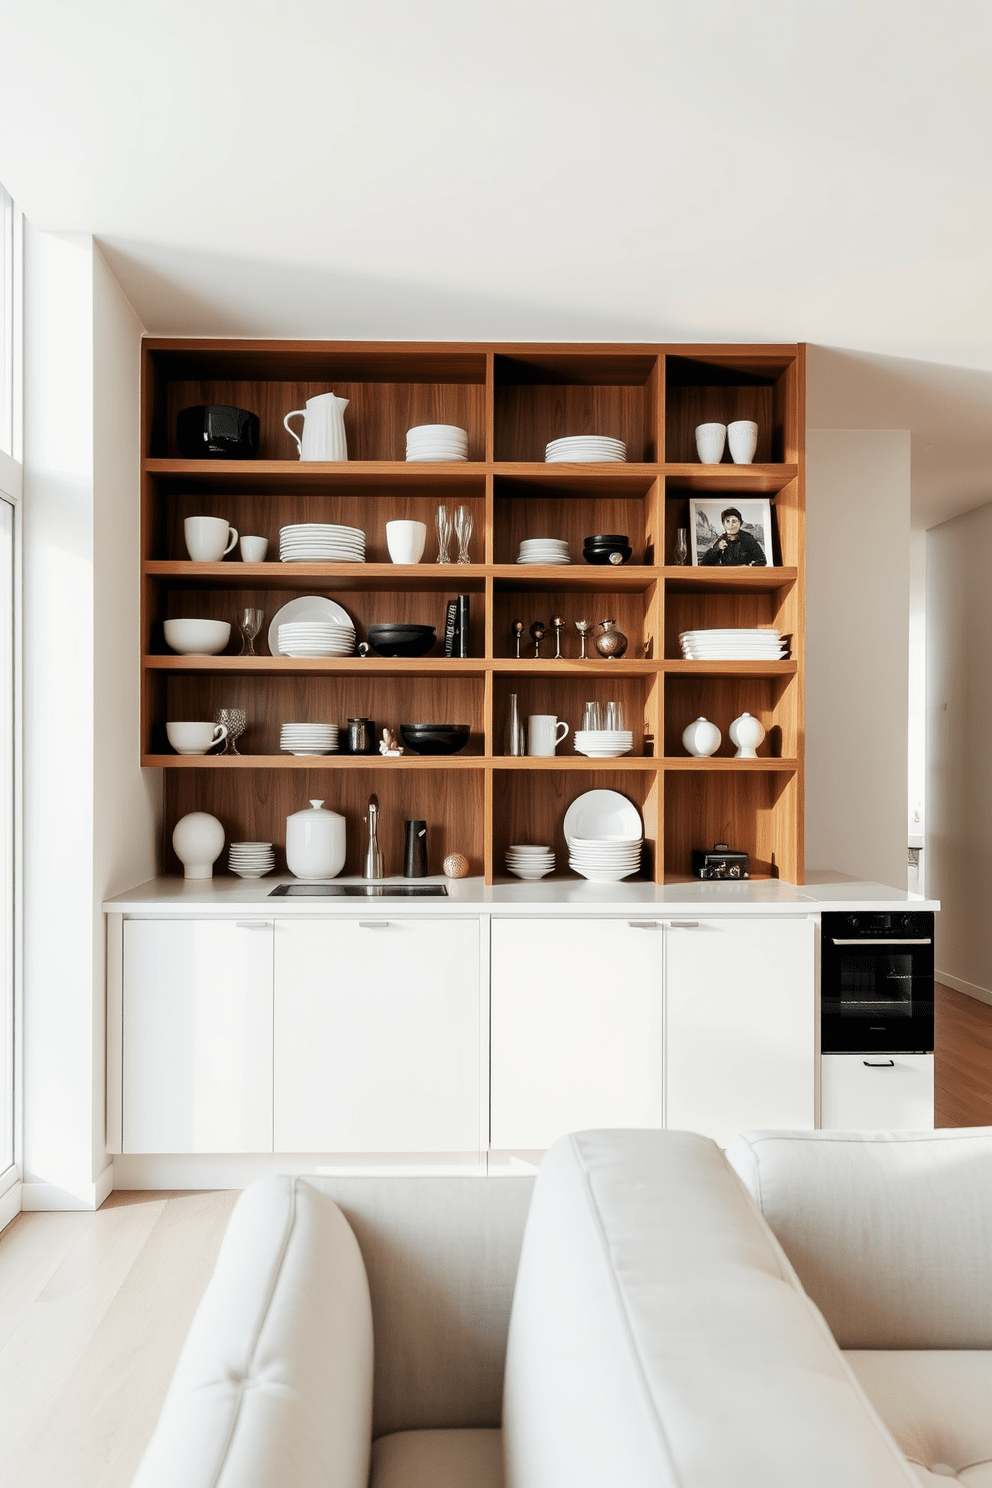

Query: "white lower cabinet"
<box><xmin>122</xmin><ymin>918</ymin><xmax>274</xmax><ymax>1153</ymax></box>
<box><xmin>664</xmin><ymin>917</ymin><xmax>816</xmax><ymax>1148</ymax></box>
<box><xmin>273</xmin><ymin>918</ymin><xmax>481</xmax><ymax>1153</ymax></box>
<box><xmin>820</xmin><ymin>1053</ymin><xmax>934</xmax><ymax>1129</ymax></box>
<box><xmin>490</xmin><ymin>918</ymin><xmax>665</xmax><ymax>1150</ymax></box>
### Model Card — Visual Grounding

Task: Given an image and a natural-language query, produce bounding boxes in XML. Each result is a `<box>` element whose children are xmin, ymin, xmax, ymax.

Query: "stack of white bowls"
<box><xmin>280</xmin><ymin>723</ymin><xmax>339</xmax><ymax>755</ymax></box>
<box><xmin>545</xmin><ymin>435</ymin><xmax>627</xmax><ymax>464</ymax></box>
<box><xmin>568</xmin><ymin>836</ymin><xmax>642</xmax><ymax>882</ymax></box>
<box><xmin>573</xmin><ymin>729</ymin><xmax>633</xmax><ymax>759</ymax></box>
<box><xmin>505</xmin><ymin>845</ymin><xmax>555</xmax><ymax>880</ymax></box>
<box><xmin>516</xmin><ymin>537</ymin><xmax>570</xmax><ymax>565</ymax></box>
<box><xmin>405</xmin><ymin>424</ymin><xmax>468</xmax><ymax>462</ymax></box>
<box><xmin>276</xmin><ymin>621</ymin><xmax>355</xmax><ymax>657</ymax></box>
<box><xmin>279</xmin><ymin>523</ymin><xmax>366</xmax><ymax>562</ymax></box>
<box><xmin>228</xmin><ymin>841</ymin><xmax>275</xmax><ymax>879</ymax></box>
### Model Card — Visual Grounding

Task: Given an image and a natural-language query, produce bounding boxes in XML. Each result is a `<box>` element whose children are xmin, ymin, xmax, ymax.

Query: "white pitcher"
<box><xmin>283</xmin><ymin>391</ymin><xmax>349</xmax><ymax>461</ymax></box>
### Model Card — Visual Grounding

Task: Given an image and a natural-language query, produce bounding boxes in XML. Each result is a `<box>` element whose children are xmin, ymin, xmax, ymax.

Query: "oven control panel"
<box><xmin>829</xmin><ymin>911</ymin><xmax>933</xmax><ymax>938</ymax></box>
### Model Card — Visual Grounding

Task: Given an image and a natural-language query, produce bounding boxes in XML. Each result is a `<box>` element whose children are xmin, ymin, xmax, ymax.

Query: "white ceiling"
<box><xmin>2</xmin><ymin>0</ymin><xmax>991</xmax><ymax>527</ymax></box>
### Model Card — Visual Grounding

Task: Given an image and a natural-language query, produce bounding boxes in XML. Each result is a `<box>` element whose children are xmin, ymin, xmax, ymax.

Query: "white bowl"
<box><xmin>163</xmin><ymin>618</ymin><xmax>231</xmax><ymax>656</ymax></box>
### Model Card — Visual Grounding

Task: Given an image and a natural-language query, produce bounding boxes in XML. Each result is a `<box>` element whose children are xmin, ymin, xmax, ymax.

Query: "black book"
<box><xmin>457</xmin><ymin>594</ymin><xmax>470</xmax><ymax>658</ymax></box>
<box><xmin>443</xmin><ymin>599</ymin><xmax>459</xmax><ymax>658</ymax></box>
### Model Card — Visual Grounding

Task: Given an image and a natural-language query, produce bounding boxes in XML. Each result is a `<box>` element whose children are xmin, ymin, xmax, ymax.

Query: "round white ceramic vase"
<box><xmin>682</xmin><ymin>716</ymin><xmax>721</xmax><ymax>757</ymax></box>
<box><xmin>729</xmin><ymin>711</ymin><xmax>765</xmax><ymax>759</ymax></box>
<box><xmin>285</xmin><ymin>799</ymin><xmax>346</xmax><ymax>880</ymax></box>
<box><xmin>172</xmin><ymin>812</ymin><xmax>225</xmax><ymax>879</ymax></box>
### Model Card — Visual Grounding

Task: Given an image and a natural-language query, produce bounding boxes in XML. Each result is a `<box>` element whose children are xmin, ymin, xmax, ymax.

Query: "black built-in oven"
<box><xmin>821</xmin><ymin>911</ymin><xmax>934</xmax><ymax>1054</ymax></box>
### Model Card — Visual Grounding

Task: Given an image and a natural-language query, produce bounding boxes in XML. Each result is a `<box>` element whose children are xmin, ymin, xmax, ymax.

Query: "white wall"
<box><xmin>805</xmin><ymin>429</ymin><xmax>910</xmax><ymax>887</ymax></box>
<box><xmin>21</xmin><ymin>229</ymin><xmax>155</xmax><ymax>1206</ymax></box>
<box><xmin>927</xmin><ymin>502</ymin><xmax>992</xmax><ymax>1003</ymax></box>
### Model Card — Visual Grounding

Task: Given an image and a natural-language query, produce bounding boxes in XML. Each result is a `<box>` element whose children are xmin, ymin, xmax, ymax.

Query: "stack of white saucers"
<box><xmin>228</xmin><ymin>841</ymin><xmax>276</xmax><ymax>879</ymax></box>
<box><xmin>545</xmin><ymin>435</ymin><xmax>627</xmax><ymax>464</ymax></box>
<box><xmin>405</xmin><ymin>424</ymin><xmax>468</xmax><ymax>462</ymax></box>
<box><xmin>679</xmin><ymin>627</ymin><xmax>787</xmax><ymax>661</ymax></box>
<box><xmin>516</xmin><ymin>537</ymin><xmax>571</xmax><ymax>565</ymax></box>
<box><xmin>573</xmin><ymin>729</ymin><xmax>634</xmax><ymax>759</ymax></box>
<box><xmin>279</xmin><ymin>523</ymin><xmax>366</xmax><ymax>562</ymax></box>
<box><xmin>505</xmin><ymin>845</ymin><xmax>555</xmax><ymax>881</ymax></box>
<box><xmin>568</xmin><ymin>836</ymin><xmax>643</xmax><ymax>882</ymax></box>
<box><xmin>280</xmin><ymin>723</ymin><xmax>340</xmax><ymax>755</ymax></box>
<box><xmin>276</xmin><ymin>621</ymin><xmax>355</xmax><ymax>657</ymax></box>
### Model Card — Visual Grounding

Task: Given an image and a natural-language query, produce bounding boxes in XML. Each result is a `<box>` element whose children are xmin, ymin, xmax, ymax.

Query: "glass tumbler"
<box><xmin>582</xmin><ymin>701</ymin><xmax>602</xmax><ymax>731</ymax></box>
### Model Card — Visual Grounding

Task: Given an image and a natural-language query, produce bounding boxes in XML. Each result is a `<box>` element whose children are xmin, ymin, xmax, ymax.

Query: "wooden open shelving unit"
<box><xmin>141</xmin><ymin>340</ymin><xmax>805</xmax><ymax>883</ymax></box>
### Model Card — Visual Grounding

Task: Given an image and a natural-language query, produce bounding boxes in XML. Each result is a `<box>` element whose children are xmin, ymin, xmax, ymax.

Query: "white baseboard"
<box><xmin>113</xmin><ymin>1151</ymin><xmax>487</xmax><ymax>1190</ymax></box>
<box><xmin>21</xmin><ymin>1162</ymin><xmax>115</xmax><ymax>1211</ymax></box>
<box><xmin>0</xmin><ymin>1173</ymin><xmax>21</xmax><ymax>1231</ymax></box>
<box><xmin>936</xmin><ymin>969</ymin><xmax>992</xmax><ymax>1008</ymax></box>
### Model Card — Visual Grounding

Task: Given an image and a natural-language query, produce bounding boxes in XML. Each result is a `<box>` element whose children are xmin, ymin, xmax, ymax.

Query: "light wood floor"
<box><xmin>1</xmin><ymin>983</ymin><xmax>990</xmax><ymax>1487</ymax></box>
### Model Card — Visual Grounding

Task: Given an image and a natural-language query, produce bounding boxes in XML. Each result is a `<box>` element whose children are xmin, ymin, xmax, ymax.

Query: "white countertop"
<box><xmin>103</xmin><ymin>870</ymin><xmax>938</xmax><ymax>917</ymax></box>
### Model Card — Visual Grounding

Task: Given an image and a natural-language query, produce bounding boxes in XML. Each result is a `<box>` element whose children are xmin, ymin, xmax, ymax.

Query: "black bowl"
<box><xmin>367</xmin><ymin>632</ymin><xmax>437</xmax><ymax>658</ymax></box>
<box><xmin>176</xmin><ymin>405</ymin><xmax>260</xmax><ymax>459</ymax></box>
<box><xmin>368</xmin><ymin>623</ymin><xmax>436</xmax><ymax>637</ymax></box>
<box><xmin>401</xmin><ymin>723</ymin><xmax>470</xmax><ymax>755</ymax></box>
<box><xmin>583</xmin><ymin>533</ymin><xmax>629</xmax><ymax>546</ymax></box>
<box><xmin>583</xmin><ymin>545</ymin><xmax>633</xmax><ymax>566</ymax></box>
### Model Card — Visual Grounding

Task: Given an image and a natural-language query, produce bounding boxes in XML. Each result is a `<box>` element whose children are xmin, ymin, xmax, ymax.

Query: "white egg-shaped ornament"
<box><xmin>172</xmin><ymin>812</ymin><xmax>225</xmax><ymax>879</ymax></box>
<box><xmin>681</xmin><ymin>717</ymin><xmax>721</xmax><ymax>758</ymax></box>
<box><xmin>729</xmin><ymin>711</ymin><xmax>766</xmax><ymax>759</ymax></box>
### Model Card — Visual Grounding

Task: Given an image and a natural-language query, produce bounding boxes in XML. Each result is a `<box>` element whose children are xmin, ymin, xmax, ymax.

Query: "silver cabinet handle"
<box><xmin>358</xmin><ymin>920</ymin><xmax>390</xmax><ymax>929</ymax></box>
<box><xmin>627</xmin><ymin>921</ymin><xmax>661</xmax><ymax>929</ymax></box>
<box><xmin>863</xmin><ymin>1058</ymin><xmax>896</xmax><ymax>1067</ymax></box>
<box><xmin>669</xmin><ymin>921</ymin><xmax>700</xmax><ymax>928</ymax></box>
<box><xmin>831</xmin><ymin>938</ymin><xmax>931</xmax><ymax>946</ymax></box>
<box><xmin>236</xmin><ymin>920</ymin><xmax>271</xmax><ymax>929</ymax></box>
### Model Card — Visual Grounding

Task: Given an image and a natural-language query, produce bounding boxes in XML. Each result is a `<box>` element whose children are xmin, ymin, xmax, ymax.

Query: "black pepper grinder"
<box><xmin>404</xmin><ymin>819</ymin><xmax>427</xmax><ymax>878</ymax></box>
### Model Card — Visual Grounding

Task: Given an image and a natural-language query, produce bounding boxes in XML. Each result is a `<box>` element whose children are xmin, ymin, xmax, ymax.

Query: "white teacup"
<box><xmin>694</xmin><ymin>422</ymin><xmax>727</xmax><ymax>464</ymax></box>
<box><xmin>184</xmin><ymin>516</ymin><xmax>238</xmax><ymax>562</ymax></box>
<box><xmin>239</xmin><ymin>534</ymin><xmax>269</xmax><ymax>562</ymax></box>
<box><xmin>166</xmin><ymin>721</ymin><xmax>229</xmax><ymax>756</ymax></box>
<box><xmin>728</xmin><ymin>420</ymin><xmax>758</xmax><ymax>464</ymax></box>
<box><xmin>527</xmin><ymin>715</ymin><xmax>569</xmax><ymax>757</ymax></box>
<box><xmin>385</xmin><ymin>519</ymin><xmax>427</xmax><ymax>564</ymax></box>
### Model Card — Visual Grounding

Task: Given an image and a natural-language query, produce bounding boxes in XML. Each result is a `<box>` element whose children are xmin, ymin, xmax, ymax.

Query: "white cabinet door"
<box><xmin>665</xmin><ymin>917</ymin><xmax>815</xmax><ymax>1147</ymax></box>
<box><xmin>821</xmin><ymin>1054</ymin><xmax>934</xmax><ymax>1129</ymax></box>
<box><xmin>123</xmin><ymin>919</ymin><xmax>274</xmax><ymax>1153</ymax></box>
<box><xmin>273</xmin><ymin>918</ymin><xmax>481</xmax><ymax>1153</ymax></box>
<box><xmin>490</xmin><ymin>918</ymin><xmax>664</xmax><ymax>1151</ymax></box>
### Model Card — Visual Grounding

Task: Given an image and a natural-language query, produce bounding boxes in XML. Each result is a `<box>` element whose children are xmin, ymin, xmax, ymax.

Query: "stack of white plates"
<box><xmin>277</xmin><ymin>621</ymin><xmax>356</xmax><ymax>658</ymax></box>
<box><xmin>405</xmin><ymin>424</ymin><xmax>469</xmax><ymax>462</ymax></box>
<box><xmin>279</xmin><ymin>523</ymin><xmax>366</xmax><ymax>562</ymax></box>
<box><xmin>280</xmin><ymin>723</ymin><xmax>340</xmax><ymax>755</ymax></box>
<box><xmin>679</xmin><ymin>628</ymin><xmax>788</xmax><ymax>660</ymax></box>
<box><xmin>563</xmin><ymin>788</ymin><xmax>643</xmax><ymax>881</ymax></box>
<box><xmin>573</xmin><ymin>729</ymin><xmax>633</xmax><ymax>759</ymax></box>
<box><xmin>228</xmin><ymin>841</ymin><xmax>275</xmax><ymax>879</ymax></box>
<box><xmin>505</xmin><ymin>845</ymin><xmax>555</xmax><ymax>881</ymax></box>
<box><xmin>545</xmin><ymin>435</ymin><xmax>627</xmax><ymax>464</ymax></box>
<box><xmin>568</xmin><ymin>837</ymin><xmax>642</xmax><ymax>881</ymax></box>
<box><xmin>517</xmin><ymin>537</ymin><xmax>571</xmax><ymax>565</ymax></box>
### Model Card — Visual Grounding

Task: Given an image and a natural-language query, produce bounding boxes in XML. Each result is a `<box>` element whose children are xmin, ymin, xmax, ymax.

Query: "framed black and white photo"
<box><xmin>689</xmin><ymin>497</ymin><xmax>774</xmax><ymax>568</ymax></box>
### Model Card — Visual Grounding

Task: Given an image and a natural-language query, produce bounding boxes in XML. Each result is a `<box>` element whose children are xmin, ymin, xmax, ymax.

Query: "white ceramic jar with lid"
<box><xmin>285</xmin><ymin>799</ymin><xmax>346</xmax><ymax>880</ymax></box>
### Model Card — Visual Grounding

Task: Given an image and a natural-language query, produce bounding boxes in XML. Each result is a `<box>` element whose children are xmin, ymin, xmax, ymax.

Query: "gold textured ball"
<box><xmin>443</xmin><ymin>852</ymin><xmax>470</xmax><ymax>879</ymax></box>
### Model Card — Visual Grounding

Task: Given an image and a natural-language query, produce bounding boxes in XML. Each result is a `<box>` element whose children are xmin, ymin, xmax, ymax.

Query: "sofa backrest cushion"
<box><xmin>132</xmin><ymin>1174</ymin><xmax>373</xmax><ymax>1488</ymax></box>
<box><xmin>308</xmin><ymin>1175</ymin><xmax>534</xmax><ymax>1436</ymax></box>
<box><xmin>727</xmin><ymin>1128</ymin><xmax>992</xmax><ymax>1349</ymax></box>
<box><xmin>502</xmin><ymin>1130</ymin><xmax>917</xmax><ymax>1488</ymax></box>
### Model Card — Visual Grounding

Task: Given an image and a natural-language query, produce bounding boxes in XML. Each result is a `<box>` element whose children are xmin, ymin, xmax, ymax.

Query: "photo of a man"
<box><xmin>689</xmin><ymin>498</ymin><xmax>773</xmax><ymax>567</ymax></box>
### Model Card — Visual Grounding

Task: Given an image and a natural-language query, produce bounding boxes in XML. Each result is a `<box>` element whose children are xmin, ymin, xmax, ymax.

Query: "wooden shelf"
<box><xmin>142</xmin><ymin>338</ymin><xmax>806</xmax><ymax>882</ymax></box>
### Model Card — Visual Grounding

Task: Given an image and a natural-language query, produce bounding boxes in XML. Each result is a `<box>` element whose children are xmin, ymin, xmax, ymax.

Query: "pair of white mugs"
<box><xmin>167</xmin><ymin>721</ymin><xmax>227</xmax><ymax>755</ymax></box>
<box><xmin>184</xmin><ymin>515</ymin><xmax>268</xmax><ymax>563</ymax></box>
<box><xmin>695</xmin><ymin>420</ymin><xmax>758</xmax><ymax>465</ymax></box>
<box><xmin>528</xmin><ymin>714</ymin><xmax>569</xmax><ymax>757</ymax></box>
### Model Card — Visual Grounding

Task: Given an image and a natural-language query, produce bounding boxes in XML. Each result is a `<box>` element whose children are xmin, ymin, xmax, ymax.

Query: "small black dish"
<box><xmin>176</xmin><ymin>405</ymin><xmax>260</xmax><ymax>459</ymax></box>
<box><xmin>584</xmin><ymin>533</ymin><xmax>628</xmax><ymax>546</ymax></box>
<box><xmin>366</xmin><ymin>632</ymin><xmax>437</xmax><ymax>658</ymax></box>
<box><xmin>401</xmin><ymin>723</ymin><xmax>470</xmax><ymax>755</ymax></box>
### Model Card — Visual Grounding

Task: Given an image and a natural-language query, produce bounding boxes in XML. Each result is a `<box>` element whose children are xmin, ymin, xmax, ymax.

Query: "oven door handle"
<box><xmin>829</xmin><ymin>938</ymin><xmax>932</xmax><ymax>946</ymax></box>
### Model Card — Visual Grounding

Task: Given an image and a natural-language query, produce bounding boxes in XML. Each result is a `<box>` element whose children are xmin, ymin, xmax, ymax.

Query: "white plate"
<box><xmin>546</xmin><ymin>436</ymin><xmax>626</xmax><ymax>448</ymax></box>
<box><xmin>267</xmin><ymin>595</ymin><xmax>355</xmax><ymax>656</ymax></box>
<box><xmin>563</xmin><ymin>789</ymin><xmax>643</xmax><ymax>845</ymax></box>
<box><xmin>406</xmin><ymin>453</ymin><xmax>469</xmax><ymax>462</ymax></box>
<box><xmin>545</xmin><ymin>454</ymin><xmax>627</xmax><ymax>463</ymax></box>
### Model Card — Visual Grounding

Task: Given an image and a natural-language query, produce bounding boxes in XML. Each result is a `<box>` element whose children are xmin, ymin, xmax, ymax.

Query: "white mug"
<box><xmin>727</xmin><ymin>420</ymin><xmax>758</xmax><ymax>464</ymax></box>
<box><xmin>694</xmin><ymin>422</ymin><xmax>727</xmax><ymax>464</ymax></box>
<box><xmin>527</xmin><ymin>715</ymin><xmax>569</xmax><ymax>757</ymax></box>
<box><xmin>184</xmin><ymin>516</ymin><xmax>238</xmax><ymax>562</ymax></box>
<box><xmin>239</xmin><ymin>534</ymin><xmax>268</xmax><ymax>562</ymax></box>
<box><xmin>385</xmin><ymin>519</ymin><xmax>427</xmax><ymax>564</ymax></box>
<box><xmin>166</xmin><ymin>721</ymin><xmax>229</xmax><ymax>756</ymax></box>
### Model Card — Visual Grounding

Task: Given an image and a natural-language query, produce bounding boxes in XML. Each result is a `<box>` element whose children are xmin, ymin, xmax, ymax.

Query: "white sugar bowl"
<box><xmin>286</xmin><ymin>799</ymin><xmax>346</xmax><ymax>880</ymax></box>
<box><xmin>729</xmin><ymin>711</ymin><xmax>766</xmax><ymax>759</ymax></box>
<box><xmin>682</xmin><ymin>717</ymin><xmax>721</xmax><ymax>757</ymax></box>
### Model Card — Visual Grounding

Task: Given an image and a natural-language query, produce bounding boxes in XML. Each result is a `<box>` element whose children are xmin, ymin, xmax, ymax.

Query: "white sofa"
<box><xmin>133</xmin><ymin>1128</ymin><xmax>992</xmax><ymax>1488</ymax></box>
